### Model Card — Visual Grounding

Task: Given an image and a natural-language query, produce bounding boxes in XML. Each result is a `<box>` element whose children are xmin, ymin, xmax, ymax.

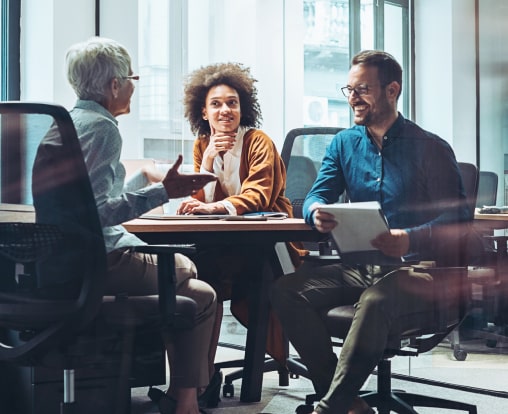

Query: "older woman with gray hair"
<box><xmin>64</xmin><ymin>36</ymin><xmax>217</xmax><ymax>414</ymax></box>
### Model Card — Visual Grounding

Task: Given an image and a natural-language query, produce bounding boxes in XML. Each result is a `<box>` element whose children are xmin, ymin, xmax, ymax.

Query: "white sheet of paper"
<box><xmin>319</xmin><ymin>201</ymin><xmax>390</xmax><ymax>253</ymax></box>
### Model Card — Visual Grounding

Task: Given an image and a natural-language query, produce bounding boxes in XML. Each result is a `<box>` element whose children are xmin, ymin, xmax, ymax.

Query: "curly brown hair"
<box><xmin>183</xmin><ymin>62</ymin><xmax>262</xmax><ymax>136</ymax></box>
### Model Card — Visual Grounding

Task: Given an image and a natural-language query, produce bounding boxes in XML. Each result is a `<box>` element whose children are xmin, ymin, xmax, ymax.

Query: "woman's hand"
<box><xmin>371</xmin><ymin>229</ymin><xmax>410</xmax><ymax>258</ymax></box>
<box><xmin>176</xmin><ymin>199</ymin><xmax>227</xmax><ymax>215</ymax></box>
<box><xmin>202</xmin><ymin>125</ymin><xmax>236</xmax><ymax>171</ymax></box>
<box><xmin>162</xmin><ymin>155</ymin><xmax>216</xmax><ymax>199</ymax></box>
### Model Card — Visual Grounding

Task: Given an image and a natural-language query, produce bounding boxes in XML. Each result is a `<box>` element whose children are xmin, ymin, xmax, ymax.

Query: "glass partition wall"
<box><xmin>100</xmin><ymin>0</ymin><xmax>409</xmax><ymax>165</ymax></box>
<box><xmin>478</xmin><ymin>0</ymin><xmax>508</xmax><ymax>205</ymax></box>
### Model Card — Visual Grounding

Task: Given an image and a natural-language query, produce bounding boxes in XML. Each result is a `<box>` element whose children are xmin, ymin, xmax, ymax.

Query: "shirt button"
<box><xmin>376</xmin><ymin>178</ymin><xmax>381</xmax><ymax>182</ymax></box>
<box><xmin>384</xmin><ymin>136</ymin><xmax>388</xmax><ymax>140</ymax></box>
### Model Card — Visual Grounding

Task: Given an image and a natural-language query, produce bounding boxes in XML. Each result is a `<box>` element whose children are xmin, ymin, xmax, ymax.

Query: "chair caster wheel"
<box><xmin>453</xmin><ymin>348</ymin><xmax>467</xmax><ymax>361</ymax></box>
<box><xmin>295</xmin><ymin>404</ymin><xmax>314</xmax><ymax>414</ymax></box>
<box><xmin>486</xmin><ymin>339</ymin><xmax>497</xmax><ymax>348</ymax></box>
<box><xmin>222</xmin><ymin>383</ymin><xmax>234</xmax><ymax>398</ymax></box>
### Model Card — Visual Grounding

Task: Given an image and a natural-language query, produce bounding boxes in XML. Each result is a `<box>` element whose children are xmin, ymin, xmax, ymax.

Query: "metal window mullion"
<box><xmin>1</xmin><ymin>0</ymin><xmax>20</xmax><ymax>101</ymax></box>
<box><xmin>374</xmin><ymin>0</ymin><xmax>384</xmax><ymax>51</ymax></box>
<box><xmin>349</xmin><ymin>0</ymin><xmax>361</xmax><ymax>57</ymax></box>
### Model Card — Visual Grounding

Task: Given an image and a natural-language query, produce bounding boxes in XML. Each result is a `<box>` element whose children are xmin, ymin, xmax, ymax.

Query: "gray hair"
<box><xmin>65</xmin><ymin>37</ymin><xmax>132</xmax><ymax>102</ymax></box>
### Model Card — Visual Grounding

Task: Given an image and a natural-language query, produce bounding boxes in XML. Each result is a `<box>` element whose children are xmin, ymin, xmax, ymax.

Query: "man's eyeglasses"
<box><xmin>338</xmin><ymin>84</ymin><xmax>386</xmax><ymax>98</ymax></box>
<box><xmin>122</xmin><ymin>75</ymin><xmax>140</xmax><ymax>81</ymax></box>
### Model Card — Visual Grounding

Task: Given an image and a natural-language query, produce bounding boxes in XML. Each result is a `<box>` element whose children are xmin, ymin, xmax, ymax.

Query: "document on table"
<box><xmin>319</xmin><ymin>201</ymin><xmax>404</xmax><ymax>264</ymax></box>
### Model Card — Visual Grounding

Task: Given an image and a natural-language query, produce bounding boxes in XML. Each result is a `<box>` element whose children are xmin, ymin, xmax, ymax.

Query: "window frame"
<box><xmin>1</xmin><ymin>0</ymin><xmax>20</xmax><ymax>101</ymax></box>
<box><xmin>1</xmin><ymin>0</ymin><xmax>21</xmax><ymax>202</ymax></box>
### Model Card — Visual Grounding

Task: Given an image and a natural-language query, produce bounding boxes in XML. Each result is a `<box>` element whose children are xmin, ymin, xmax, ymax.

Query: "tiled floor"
<box><xmin>132</xmin><ymin>303</ymin><xmax>508</xmax><ymax>414</ymax></box>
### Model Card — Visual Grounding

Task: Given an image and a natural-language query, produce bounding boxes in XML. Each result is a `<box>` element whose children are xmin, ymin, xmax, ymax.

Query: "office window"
<box><xmin>0</xmin><ymin>3</ymin><xmax>3</xmax><ymax>98</ymax></box>
<box><xmin>383</xmin><ymin>0</ymin><xmax>409</xmax><ymax>116</ymax></box>
<box><xmin>303</xmin><ymin>0</ymin><xmax>409</xmax><ymax>130</ymax></box>
<box><xmin>0</xmin><ymin>0</ymin><xmax>20</xmax><ymax>101</ymax></box>
<box><xmin>100</xmin><ymin>0</ymin><xmax>409</xmax><ymax>163</ymax></box>
<box><xmin>303</xmin><ymin>0</ymin><xmax>350</xmax><ymax>128</ymax></box>
<box><xmin>478</xmin><ymin>0</ymin><xmax>508</xmax><ymax>205</ymax></box>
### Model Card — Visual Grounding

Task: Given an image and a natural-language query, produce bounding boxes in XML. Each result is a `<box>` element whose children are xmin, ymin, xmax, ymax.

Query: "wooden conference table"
<box><xmin>474</xmin><ymin>210</ymin><xmax>508</xmax><ymax>229</ymax></box>
<box><xmin>0</xmin><ymin>203</ymin><xmax>36</xmax><ymax>222</ymax></box>
<box><xmin>123</xmin><ymin>216</ymin><xmax>320</xmax><ymax>402</ymax></box>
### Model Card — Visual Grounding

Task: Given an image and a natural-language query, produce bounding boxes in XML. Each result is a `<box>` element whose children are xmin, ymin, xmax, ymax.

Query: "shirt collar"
<box><xmin>365</xmin><ymin>112</ymin><xmax>405</xmax><ymax>145</ymax></box>
<box><xmin>386</xmin><ymin>112</ymin><xmax>404</xmax><ymax>138</ymax></box>
<box><xmin>74</xmin><ymin>99</ymin><xmax>118</xmax><ymax>125</ymax></box>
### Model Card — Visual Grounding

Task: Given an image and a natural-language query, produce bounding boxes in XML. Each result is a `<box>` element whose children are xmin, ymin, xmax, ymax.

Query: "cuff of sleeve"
<box><xmin>406</xmin><ymin>225</ymin><xmax>431</xmax><ymax>256</ymax></box>
<box><xmin>219</xmin><ymin>200</ymin><xmax>237</xmax><ymax>215</ymax></box>
<box><xmin>307</xmin><ymin>202</ymin><xmax>322</xmax><ymax>226</ymax></box>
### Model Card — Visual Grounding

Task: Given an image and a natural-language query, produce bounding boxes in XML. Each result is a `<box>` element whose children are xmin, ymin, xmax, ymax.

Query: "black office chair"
<box><xmin>453</xmin><ymin>170</ymin><xmax>508</xmax><ymax>358</ymax></box>
<box><xmin>0</xmin><ymin>102</ymin><xmax>197</xmax><ymax>414</ymax></box>
<box><xmin>281</xmin><ymin>127</ymin><xmax>344</xmax><ymax>255</ymax></box>
<box><xmin>476</xmin><ymin>171</ymin><xmax>498</xmax><ymax>208</ymax></box>
<box><xmin>295</xmin><ymin>162</ymin><xmax>480</xmax><ymax>414</ymax></box>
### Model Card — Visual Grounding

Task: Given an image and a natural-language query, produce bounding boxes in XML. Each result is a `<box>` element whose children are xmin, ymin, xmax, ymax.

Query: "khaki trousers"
<box><xmin>107</xmin><ymin>248</ymin><xmax>217</xmax><ymax>388</ymax></box>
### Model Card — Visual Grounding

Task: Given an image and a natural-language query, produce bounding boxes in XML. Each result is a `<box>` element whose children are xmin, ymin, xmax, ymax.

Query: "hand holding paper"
<box><xmin>371</xmin><ymin>228</ymin><xmax>410</xmax><ymax>258</ymax></box>
<box><xmin>318</xmin><ymin>201</ymin><xmax>405</xmax><ymax>264</ymax></box>
<box><xmin>318</xmin><ymin>201</ymin><xmax>389</xmax><ymax>253</ymax></box>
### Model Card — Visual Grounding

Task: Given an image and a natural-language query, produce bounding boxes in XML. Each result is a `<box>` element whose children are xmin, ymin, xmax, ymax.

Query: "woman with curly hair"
<box><xmin>177</xmin><ymin>62</ymin><xmax>305</xmax><ymax>403</ymax></box>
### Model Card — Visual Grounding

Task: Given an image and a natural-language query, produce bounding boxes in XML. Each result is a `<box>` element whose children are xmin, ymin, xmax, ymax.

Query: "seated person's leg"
<box><xmin>316</xmin><ymin>267</ymin><xmax>435</xmax><ymax>414</ymax></box>
<box><xmin>270</xmin><ymin>261</ymin><xmax>367</xmax><ymax>397</ymax></box>
<box><xmin>105</xmin><ymin>249</ymin><xmax>217</xmax><ymax>413</ymax></box>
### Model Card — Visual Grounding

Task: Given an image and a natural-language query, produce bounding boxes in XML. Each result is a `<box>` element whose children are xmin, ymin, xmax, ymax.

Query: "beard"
<box><xmin>352</xmin><ymin>95</ymin><xmax>392</xmax><ymax>127</ymax></box>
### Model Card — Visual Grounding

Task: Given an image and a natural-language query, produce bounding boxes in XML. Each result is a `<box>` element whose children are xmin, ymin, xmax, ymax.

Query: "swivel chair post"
<box><xmin>60</xmin><ymin>368</ymin><xmax>76</xmax><ymax>414</ymax></box>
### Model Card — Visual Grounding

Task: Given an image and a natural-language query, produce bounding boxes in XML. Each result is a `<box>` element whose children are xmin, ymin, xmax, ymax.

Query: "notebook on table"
<box><xmin>140</xmin><ymin>212</ymin><xmax>288</xmax><ymax>221</ymax></box>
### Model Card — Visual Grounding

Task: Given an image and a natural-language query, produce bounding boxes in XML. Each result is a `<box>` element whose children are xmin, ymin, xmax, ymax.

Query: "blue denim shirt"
<box><xmin>303</xmin><ymin>114</ymin><xmax>470</xmax><ymax>263</ymax></box>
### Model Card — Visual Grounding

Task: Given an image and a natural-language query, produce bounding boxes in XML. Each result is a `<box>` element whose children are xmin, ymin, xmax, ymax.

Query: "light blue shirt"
<box><xmin>70</xmin><ymin>100</ymin><xmax>168</xmax><ymax>253</ymax></box>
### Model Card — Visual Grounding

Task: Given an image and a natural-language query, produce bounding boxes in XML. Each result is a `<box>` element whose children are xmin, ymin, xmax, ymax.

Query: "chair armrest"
<box><xmin>131</xmin><ymin>244</ymin><xmax>197</xmax><ymax>329</ymax></box>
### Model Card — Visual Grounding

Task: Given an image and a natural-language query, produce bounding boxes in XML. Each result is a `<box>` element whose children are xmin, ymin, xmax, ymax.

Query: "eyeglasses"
<box><xmin>122</xmin><ymin>75</ymin><xmax>140</xmax><ymax>81</ymax></box>
<box><xmin>339</xmin><ymin>83</ymin><xmax>389</xmax><ymax>98</ymax></box>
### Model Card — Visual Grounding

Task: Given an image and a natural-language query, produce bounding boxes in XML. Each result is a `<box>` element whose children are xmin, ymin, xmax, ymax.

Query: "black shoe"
<box><xmin>148</xmin><ymin>386</ymin><xmax>209</xmax><ymax>414</ymax></box>
<box><xmin>147</xmin><ymin>387</ymin><xmax>177</xmax><ymax>414</ymax></box>
<box><xmin>147</xmin><ymin>386</ymin><xmax>166</xmax><ymax>404</ymax></box>
<box><xmin>198</xmin><ymin>370</ymin><xmax>223</xmax><ymax>408</ymax></box>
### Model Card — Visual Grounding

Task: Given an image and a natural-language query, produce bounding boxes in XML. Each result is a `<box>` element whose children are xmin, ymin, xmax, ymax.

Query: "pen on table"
<box><xmin>222</xmin><ymin>216</ymin><xmax>267</xmax><ymax>221</ymax></box>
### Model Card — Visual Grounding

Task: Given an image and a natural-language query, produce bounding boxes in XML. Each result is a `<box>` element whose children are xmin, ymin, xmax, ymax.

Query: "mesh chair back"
<box><xmin>281</xmin><ymin>127</ymin><xmax>343</xmax><ymax>217</ymax></box>
<box><xmin>477</xmin><ymin>171</ymin><xmax>498</xmax><ymax>208</ymax></box>
<box><xmin>0</xmin><ymin>102</ymin><xmax>107</xmax><ymax>360</ymax></box>
<box><xmin>458</xmin><ymin>162</ymin><xmax>479</xmax><ymax>220</ymax></box>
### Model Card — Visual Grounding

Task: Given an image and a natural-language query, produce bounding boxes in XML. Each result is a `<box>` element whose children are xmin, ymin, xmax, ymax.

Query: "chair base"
<box><xmin>295</xmin><ymin>359</ymin><xmax>477</xmax><ymax>414</ymax></box>
<box><xmin>362</xmin><ymin>389</ymin><xmax>477</xmax><ymax>414</ymax></box>
<box><xmin>216</xmin><ymin>357</ymin><xmax>292</xmax><ymax>398</ymax></box>
<box><xmin>449</xmin><ymin>322</ymin><xmax>508</xmax><ymax>361</ymax></box>
<box><xmin>214</xmin><ymin>351</ymin><xmax>311</xmax><ymax>398</ymax></box>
